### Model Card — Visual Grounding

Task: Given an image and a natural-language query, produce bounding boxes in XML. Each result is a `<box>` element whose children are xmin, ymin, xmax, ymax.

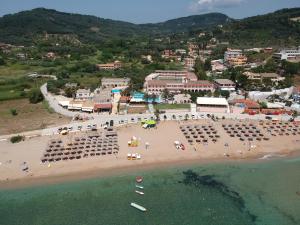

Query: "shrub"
<box><xmin>10</xmin><ymin>135</ymin><xmax>24</xmax><ymax>143</ymax></box>
<box><xmin>10</xmin><ymin>108</ymin><xmax>18</xmax><ymax>116</ymax></box>
<box><xmin>29</xmin><ymin>88</ymin><xmax>44</xmax><ymax>104</ymax></box>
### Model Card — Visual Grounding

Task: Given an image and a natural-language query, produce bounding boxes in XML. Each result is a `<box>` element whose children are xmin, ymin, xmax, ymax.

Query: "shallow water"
<box><xmin>0</xmin><ymin>157</ymin><xmax>299</xmax><ymax>225</ymax></box>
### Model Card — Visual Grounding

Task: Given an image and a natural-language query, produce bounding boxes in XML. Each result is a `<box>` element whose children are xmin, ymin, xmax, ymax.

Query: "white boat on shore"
<box><xmin>130</xmin><ymin>202</ymin><xmax>147</xmax><ymax>212</ymax></box>
<box><xmin>135</xmin><ymin>190</ymin><xmax>144</xmax><ymax>195</ymax></box>
<box><xmin>135</xmin><ymin>185</ymin><xmax>144</xmax><ymax>189</ymax></box>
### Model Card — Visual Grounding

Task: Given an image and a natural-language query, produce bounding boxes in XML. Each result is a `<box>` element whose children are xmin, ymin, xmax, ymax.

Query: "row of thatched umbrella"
<box><xmin>43</xmin><ymin>133</ymin><xmax>119</xmax><ymax>163</ymax></box>
<box><xmin>261</xmin><ymin>122</ymin><xmax>300</xmax><ymax>137</ymax></box>
<box><xmin>180</xmin><ymin>124</ymin><xmax>220</xmax><ymax>144</ymax></box>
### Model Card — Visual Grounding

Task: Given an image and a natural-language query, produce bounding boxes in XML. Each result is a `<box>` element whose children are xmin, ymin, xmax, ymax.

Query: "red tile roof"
<box><xmin>94</xmin><ymin>103</ymin><xmax>112</xmax><ymax>110</ymax></box>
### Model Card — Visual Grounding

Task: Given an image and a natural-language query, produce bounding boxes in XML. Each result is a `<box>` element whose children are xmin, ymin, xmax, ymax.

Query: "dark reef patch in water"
<box><xmin>180</xmin><ymin>170</ymin><xmax>257</xmax><ymax>223</ymax></box>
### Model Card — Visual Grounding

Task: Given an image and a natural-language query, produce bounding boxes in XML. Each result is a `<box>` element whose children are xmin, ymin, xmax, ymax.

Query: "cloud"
<box><xmin>189</xmin><ymin>0</ymin><xmax>244</xmax><ymax>12</ymax></box>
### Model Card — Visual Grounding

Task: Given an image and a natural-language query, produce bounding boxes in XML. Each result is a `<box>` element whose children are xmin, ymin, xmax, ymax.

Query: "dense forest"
<box><xmin>0</xmin><ymin>7</ymin><xmax>299</xmax><ymax>47</ymax></box>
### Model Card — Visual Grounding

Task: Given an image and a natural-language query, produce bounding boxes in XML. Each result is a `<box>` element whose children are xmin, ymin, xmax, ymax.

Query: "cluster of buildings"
<box><xmin>59</xmin><ymin>77</ymin><xmax>131</xmax><ymax>113</ymax></box>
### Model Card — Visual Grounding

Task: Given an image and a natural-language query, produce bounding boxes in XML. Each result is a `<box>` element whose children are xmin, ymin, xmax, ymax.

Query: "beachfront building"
<box><xmin>273</xmin><ymin>47</ymin><xmax>300</xmax><ymax>61</ymax></box>
<box><xmin>101</xmin><ymin>77</ymin><xmax>130</xmax><ymax>88</ymax></box>
<box><xmin>196</xmin><ymin>97</ymin><xmax>230</xmax><ymax>113</ymax></box>
<box><xmin>144</xmin><ymin>70</ymin><xmax>214</xmax><ymax>95</ymax></box>
<box><xmin>230</xmin><ymin>99</ymin><xmax>261</xmax><ymax>114</ymax></box>
<box><xmin>93</xmin><ymin>88</ymin><xmax>112</xmax><ymax>113</ymax></box>
<box><xmin>75</xmin><ymin>89</ymin><xmax>92</xmax><ymax>100</ymax></box>
<box><xmin>96</xmin><ymin>61</ymin><xmax>122</xmax><ymax>70</ymax></box>
<box><xmin>224</xmin><ymin>48</ymin><xmax>247</xmax><ymax>66</ymax></box>
<box><xmin>213</xmin><ymin>79</ymin><xmax>236</xmax><ymax>92</ymax></box>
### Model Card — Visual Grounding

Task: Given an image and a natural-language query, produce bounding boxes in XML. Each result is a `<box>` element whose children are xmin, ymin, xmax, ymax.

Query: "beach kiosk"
<box><xmin>142</xmin><ymin>120</ymin><xmax>156</xmax><ymax>129</ymax></box>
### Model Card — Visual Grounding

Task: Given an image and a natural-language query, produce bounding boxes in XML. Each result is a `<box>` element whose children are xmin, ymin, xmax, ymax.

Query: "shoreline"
<box><xmin>1</xmin><ymin>149</ymin><xmax>299</xmax><ymax>190</ymax></box>
<box><xmin>1</xmin><ymin>120</ymin><xmax>300</xmax><ymax>190</ymax></box>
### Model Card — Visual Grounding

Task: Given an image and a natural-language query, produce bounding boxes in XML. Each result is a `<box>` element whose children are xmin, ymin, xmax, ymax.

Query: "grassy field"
<box><xmin>0</xmin><ymin>99</ymin><xmax>70</xmax><ymax>135</ymax></box>
<box><xmin>154</xmin><ymin>104</ymin><xmax>190</xmax><ymax>110</ymax></box>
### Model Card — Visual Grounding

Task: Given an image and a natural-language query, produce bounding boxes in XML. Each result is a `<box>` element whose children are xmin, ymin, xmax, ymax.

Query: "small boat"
<box><xmin>130</xmin><ymin>202</ymin><xmax>147</xmax><ymax>212</ymax></box>
<box><xmin>135</xmin><ymin>185</ymin><xmax>144</xmax><ymax>189</ymax></box>
<box><xmin>136</xmin><ymin>176</ymin><xmax>143</xmax><ymax>183</ymax></box>
<box><xmin>135</xmin><ymin>190</ymin><xmax>144</xmax><ymax>195</ymax></box>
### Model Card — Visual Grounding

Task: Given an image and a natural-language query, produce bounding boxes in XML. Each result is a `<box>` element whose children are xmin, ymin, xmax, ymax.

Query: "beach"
<box><xmin>0</xmin><ymin>119</ymin><xmax>300</xmax><ymax>189</ymax></box>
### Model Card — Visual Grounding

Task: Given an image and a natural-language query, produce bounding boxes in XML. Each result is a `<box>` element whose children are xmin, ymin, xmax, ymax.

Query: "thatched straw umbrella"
<box><xmin>55</xmin><ymin>157</ymin><xmax>61</xmax><ymax>162</ymax></box>
<box><xmin>240</xmin><ymin>138</ymin><xmax>245</xmax><ymax>141</ymax></box>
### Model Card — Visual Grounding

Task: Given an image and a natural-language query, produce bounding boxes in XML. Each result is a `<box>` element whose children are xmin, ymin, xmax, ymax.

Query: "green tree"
<box><xmin>29</xmin><ymin>88</ymin><xmax>44</xmax><ymax>104</ymax></box>
<box><xmin>64</xmin><ymin>87</ymin><xmax>76</xmax><ymax>98</ymax></box>
<box><xmin>0</xmin><ymin>56</ymin><xmax>5</xmax><ymax>65</ymax></box>
<box><xmin>10</xmin><ymin>108</ymin><xmax>18</xmax><ymax>116</ymax></box>
<box><xmin>194</xmin><ymin>59</ymin><xmax>207</xmax><ymax>80</ymax></box>
<box><xmin>220</xmin><ymin>90</ymin><xmax>230</xmax><ymax>99</ymax></box>
<box><xmin>162</xmin><ymin>89</ymin><xmax>170</xmax><ymax>100</ymax></box>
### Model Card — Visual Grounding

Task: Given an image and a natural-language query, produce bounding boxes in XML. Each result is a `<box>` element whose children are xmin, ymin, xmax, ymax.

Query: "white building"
<box><xmin>214</xmin><ymin>79</ymin><xmax>236</xmax><ymax>92</ymax></box>
<box><xmin>75</xmin><ymin>89</ymin><xmax>92</xmax><ymax>100</ymax></box>
<box><xmin>196</xmin><ymin>97</ymin><xmax>230</xmax><ymax>113</ymax></box>
<box><xmin>273</xmin><ymin>47</ymin><xmax>300</xmax><ymax>61</ymax></box>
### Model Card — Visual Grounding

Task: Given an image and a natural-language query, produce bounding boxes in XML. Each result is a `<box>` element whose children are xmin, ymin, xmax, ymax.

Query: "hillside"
<box><xmin>0</xmin><ymin>8</ymin><xmax>142</xmax><ymax>45</ymax></box>
<box><xmin>0</xmin><ymin>8</ymin><xmax>230</xmax><ymax>45</ymax></box>
<box><xmin>140</xmin><ymin>13</ymin><xmax>230</xmax><ymax>34</ymax></box>
<box><xmin>0</xmin><ymin>8</ymin><xmax>299</xmax><ymax>47</ymax></box>
<box><xmin>215</xmin><ymin>8</ymin><xmax>300</xmax><ymax>47</ymax></box>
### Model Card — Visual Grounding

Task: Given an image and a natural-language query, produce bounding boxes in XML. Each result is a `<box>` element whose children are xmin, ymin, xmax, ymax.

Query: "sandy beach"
<box><xmin>0</xmin><ymin>119</ymin><xmax>300</xmax><ymax>189</ymax></box>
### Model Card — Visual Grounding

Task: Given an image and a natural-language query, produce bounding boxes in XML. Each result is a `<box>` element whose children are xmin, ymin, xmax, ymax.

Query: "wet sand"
<box><xmin>0</xmin><ymin>120</ymin><xmax>300</xmax><ymax>189</ymax></box>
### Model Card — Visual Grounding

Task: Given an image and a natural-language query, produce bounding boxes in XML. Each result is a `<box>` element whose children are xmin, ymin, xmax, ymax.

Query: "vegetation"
<box><xmin>28</xmin><ymin>88</ymin><xmax>44</xmax><ymax>104</ymax></box>
<box><xmin>154</xmin><ymin>104</ymin><xmax>190</xmax><ymax>110</ymax></box>
<box><xmin>10</xmin><ymin>135</ymin><xmax>24</xmax><ymax>143</ymax></box>
<box><xmin>10</xmin><ymin>108</ymin><xmax>18</xmax><ymax>116</ymax></box>
<box><xmin>215</xmin><ymin>8</ymin><xmax>300</xmax><ymax>47</ymax></box>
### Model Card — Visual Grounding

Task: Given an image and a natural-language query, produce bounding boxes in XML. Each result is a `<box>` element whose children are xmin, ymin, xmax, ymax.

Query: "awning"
<box><xmin>94</xmin><ymin>103</ymin><xmax>112</xmax><ymax>110</ymax></box>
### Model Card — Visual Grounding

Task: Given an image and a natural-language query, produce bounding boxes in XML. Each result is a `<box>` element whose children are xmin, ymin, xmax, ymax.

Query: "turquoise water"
<box><xmin>0</xmin><ymin>157</ymin><xmax>300</xmax><ymax>225</ymax></box>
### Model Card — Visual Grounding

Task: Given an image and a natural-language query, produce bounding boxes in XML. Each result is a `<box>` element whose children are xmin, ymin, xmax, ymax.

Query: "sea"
<box><xmin>0</xmin><ymin>156</ymin><xmax>300</xmax><ymax>225</ymax></box>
